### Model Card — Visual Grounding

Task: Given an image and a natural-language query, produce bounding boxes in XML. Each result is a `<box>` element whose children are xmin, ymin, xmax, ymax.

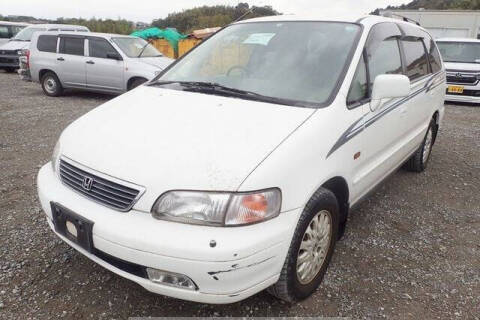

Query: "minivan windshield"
<box><xmin>112</xmin><ymin>37</ymin><xmax>163</xmax><ymax>58</ymax></box>
<box><xmin>437</xmin><ymin>41</ymin><xmax>480</xmax><ymax>64</ymax></box>
<box><xmin>151</xmin><ymin>21</ymin><xmax>361</xmax><ymax>107</ymax></box>
<box><xmin>12</xmin><ymin>27</ymin><xmax>46</xmax><ymax>41</ymax></box>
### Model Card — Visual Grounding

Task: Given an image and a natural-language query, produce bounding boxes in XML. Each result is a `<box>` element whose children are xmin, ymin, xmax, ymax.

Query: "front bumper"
<box><xmin>0</xmin><ymin>54</ymin><xmax>20</xmax><ymax>68</ymax></box>
<box><xmin>37</xmin><ymin>164</ymin><xmax>300</xmax><ymax>303</ymax></box>
<box><xmin>445</xmin><ymin>93</ymin><xmax>480</xmax><ymax>104</ymax></box>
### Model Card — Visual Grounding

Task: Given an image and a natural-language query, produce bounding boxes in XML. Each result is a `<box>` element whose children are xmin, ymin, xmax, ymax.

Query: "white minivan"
<box><xmin>436</xmin><ymin>38</ymin><xmax>480</xmax><ymax>103</ymax></box>
<box><xmin>37</xmin><ymin>14</ymin><xmax>446</xmax><ymax>304</ymax></box>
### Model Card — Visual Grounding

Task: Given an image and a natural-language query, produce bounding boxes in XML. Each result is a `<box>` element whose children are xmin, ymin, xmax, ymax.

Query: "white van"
<box><xmin>0</xmin><ymin>21</ymin><xmax>29</xmax><ymax>46</ymax></box>
<box><xmin>37</xmin><ymin>14</ymin><xmax>446</xmax><ymax>304</ymax></box>
<box><xmin>436</xmin><ymin>38</ymin><xmax>480</xmax><ymax>103</ymax></box>
<box><xmin>0</xmin><ymin>24</ymin><xmax>88</xmax><ymax>72</ymax></box>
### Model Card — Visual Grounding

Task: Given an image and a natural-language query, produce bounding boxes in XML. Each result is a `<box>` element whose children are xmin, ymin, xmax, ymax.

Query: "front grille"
<box><xmin>446</xmin><ymin>89</ymin><xmax>480</xmax><ymax>97</ymax></box>
<box><xmin>446</xmin><ymin>74</ymin><xmax>478</xmax><ymax>85</ymax></box>
<box><xmin>0</xmin><ymin>50</ymin><xmax>16</xmax><ymax>55</ymax></box>
<box><xmin>59</xmin><ymin>159</ymin><xmax>141</xmax><ymax>211</ymax></box>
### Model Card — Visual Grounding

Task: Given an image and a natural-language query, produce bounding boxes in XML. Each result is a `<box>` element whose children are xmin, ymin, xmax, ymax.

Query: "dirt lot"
<box><xmin>0</xmin><ymin>70</ymin><xmax>479</xmax><ymax>319</ymax></box>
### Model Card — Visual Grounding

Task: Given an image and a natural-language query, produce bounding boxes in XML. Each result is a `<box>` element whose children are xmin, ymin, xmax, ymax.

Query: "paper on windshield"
<box><xmin>243</xmin><ymin>33</ymin><xmax>276</xmax><ymax>46</ymax></box>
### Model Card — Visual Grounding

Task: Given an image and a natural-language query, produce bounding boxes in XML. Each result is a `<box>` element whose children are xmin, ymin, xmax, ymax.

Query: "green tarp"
<box><xmin>130</xmin><ymin>27</ymin><xmax>187</xmax><ymax>53</ymax></box>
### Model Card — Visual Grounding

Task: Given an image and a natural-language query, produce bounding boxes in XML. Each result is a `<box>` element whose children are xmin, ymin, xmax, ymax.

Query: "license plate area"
<box><xmin>51</xmin><ymin>202</ymin><xmax>94</xmax><ymax>253</ymax></box>
<box><xmin>448</xmin><ymin>85</ymin><xmax>464</xmax><ymax>94</ymax></box>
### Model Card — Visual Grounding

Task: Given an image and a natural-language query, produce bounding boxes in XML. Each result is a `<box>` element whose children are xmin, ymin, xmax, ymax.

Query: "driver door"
<box><xmin>85</xmin><ymin>37</ymin><xmax>124</xmax><ymax>92</ymax></box>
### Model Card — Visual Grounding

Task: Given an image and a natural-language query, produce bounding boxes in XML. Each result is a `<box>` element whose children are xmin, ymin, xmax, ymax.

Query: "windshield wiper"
<box><xmin>150</xmin><ymin>80</ymin><xmax>295</xmax><ymax>106</ymax></box>
<box><xmin>137</xmin><ymin>40</ymin><xmax>152</xmax><ymax>58</ymax></box>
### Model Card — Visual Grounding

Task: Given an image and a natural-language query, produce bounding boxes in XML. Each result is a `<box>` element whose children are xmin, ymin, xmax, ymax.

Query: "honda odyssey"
<box><xmin>37</xmin><ymin>14</ymin><xmax>446</xmax><ymax>304</ymax></box>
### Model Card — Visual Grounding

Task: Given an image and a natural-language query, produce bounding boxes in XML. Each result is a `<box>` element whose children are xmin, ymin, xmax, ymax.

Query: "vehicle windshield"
<box><xmin>151</xmin><ymin>21</ymin><xmax>361</xmax><ymax>107</ymax></box>
<box><xmin>437</xmin><ymin>41</ymin><xmax>480</xmax><ymax>64</ymax></box>
<box><xmin>12</xmin><ymin>27</ymin><xmax>46</xmax><ymax>41</ymax></box>
<box><xmin>112</xmin><ymin>37</ymin><xmax>162</xmax><ymax>58</ymax></box>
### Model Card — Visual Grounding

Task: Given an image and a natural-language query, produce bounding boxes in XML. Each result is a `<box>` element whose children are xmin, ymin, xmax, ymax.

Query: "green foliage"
<box><xmin>54</xmin><ymin>18</ymin><xmax>134</xmax><ymax>34</ymax></box>
<box><xmin>374</xmin><ymin>0</ymin><xmax>480</xmax><ymax>14</ymax></box>
<box><xmin>152</xmin><ymin>3</ymin><xmax>280</xmax><ymax>34</ymax></box>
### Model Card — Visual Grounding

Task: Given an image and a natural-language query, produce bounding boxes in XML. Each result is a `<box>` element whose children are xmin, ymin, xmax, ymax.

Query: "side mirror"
<box><xmin>370</xmin><ymin>74</ymin><xmax>410</xmax><ymax>112</ymax></box>
<box><xmin>107</xmin><ymin>52</ymin><xmax>123</xmax><ymax>61</ymax></box>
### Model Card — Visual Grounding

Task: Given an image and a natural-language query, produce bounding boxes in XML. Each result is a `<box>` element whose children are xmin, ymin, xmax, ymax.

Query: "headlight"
<box><xmin>151</xmin><ymin>188</ymin><xmax>281</xmax><ymax>226</ymax></box>
<box><xmin>17</xmin><ymin>50</ymin><xmax>22</xmax><ymax>55</ymax></box>
<box><xmin>51</xmin><ymin>140</ymin><xmax>61</xmax><ymax>172</ymax></box>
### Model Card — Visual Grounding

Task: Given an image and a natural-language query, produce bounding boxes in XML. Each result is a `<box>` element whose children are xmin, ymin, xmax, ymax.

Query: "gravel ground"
<box><xmin>1</xmin><ymin>71</ymin><xmax>479</xmax><ymax>319</ymax></box>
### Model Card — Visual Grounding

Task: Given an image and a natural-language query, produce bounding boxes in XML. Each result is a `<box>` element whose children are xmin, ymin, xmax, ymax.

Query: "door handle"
<box><xmin>86</xmin><ymin>60</ymin><xmax>95</xmax><ymax>65</ymax></box>
<box><xmin>57</xmin><ymin>57</ymin><xmax>65</xmax><ymax>61</ymax></box>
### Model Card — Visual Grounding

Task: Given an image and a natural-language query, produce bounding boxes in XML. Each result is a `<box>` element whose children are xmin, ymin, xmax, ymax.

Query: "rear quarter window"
<box><xmin>37</xmin><ymin>35</ymin><xmax>58</xmax><ymax>53</ymax></box>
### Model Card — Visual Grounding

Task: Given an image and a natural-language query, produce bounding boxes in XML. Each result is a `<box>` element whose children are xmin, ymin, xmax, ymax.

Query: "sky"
<box><xmin>1</xmin><ymin>0</ymin><xmax>411</xmax><ymax>22</ymax></box>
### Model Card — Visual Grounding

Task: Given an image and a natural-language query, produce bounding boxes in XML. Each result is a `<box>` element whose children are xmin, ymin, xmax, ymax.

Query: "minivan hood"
<box><xmin>444</xmin><ymin>61</ymin><xmax>480</xmax><ymax>72</ymax></box>
<box><xmin>137</xmin><ymin>56</ymin><xmax>173</xmax><ymax>70</ymax></box>
<box><xmin>0</xmin><ymin>40</ymin><xmax>29</xmax><ymax>50</ymax></box>
<box><xmin>60</xmin><ymin>86</ymin><xmax>314</xmax><ymax>210</ymax></box>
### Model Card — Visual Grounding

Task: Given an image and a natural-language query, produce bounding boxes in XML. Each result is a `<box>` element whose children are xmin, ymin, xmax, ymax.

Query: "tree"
<box><xmin>152</xmin><ymin>3</ymin><xmax>280</xmax><ymax>34</ymax></box>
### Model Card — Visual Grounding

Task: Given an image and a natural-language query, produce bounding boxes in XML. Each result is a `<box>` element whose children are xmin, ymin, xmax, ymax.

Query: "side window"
<box><xmin>347</xmin><ymin>54</ymin><xmax>368</xmax><ymax>106</ymax></box>
<box><xmin>424</xmin><ymin>39</ymin><xmax>442</xmax><ymax>73</ymax></box>
<box><xmin>59</xmin><ymin>37</ymin><xmax>84</xmax><ymax>56</ymax></box>
<box><xmin>368</xmin><ymin>38</ymin><xmax>403</xmax><ymax>92</ymax></box>
<box><xmin>401</xmin><ymin>39</ymin><xmax>429</xmax><ymax>81</ymax></box>
<box><xmin>0</xmin><ymin>26</ymin><xmax>9</xmax><ymax>39</ymax></box>
<box><xmin>37</xmin><ymin>35</ymin><xmax>58</xmax><ymax>53</ymax></box>
<box><xmin>89</xmin><ymin>38</ymin><xmax>118</xmax><ymax>59</ymax></box>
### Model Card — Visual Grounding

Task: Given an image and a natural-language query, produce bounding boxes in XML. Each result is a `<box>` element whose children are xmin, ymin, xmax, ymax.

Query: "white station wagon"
<box><xmin>37</xmin><ymin>14</ymin><xmax>446</xmax><ymax>304</ymax></box>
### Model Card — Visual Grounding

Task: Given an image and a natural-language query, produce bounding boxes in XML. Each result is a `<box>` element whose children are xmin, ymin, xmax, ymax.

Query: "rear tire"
<box><xmin>268</xmin><ymin>188</ymin><xmax>339</xmax><ymax>302</ymax></box>
<box><xmin>41</xmin><ymin>72</ymin><xmax>63</xmax><ymax>97</ymax></box>
<box><xmin>128</xmin><ymin>78</ymin><xmax>147</xmax><ymax>91</ymax></box>
<box><xmin>404</xmin><ymin>119</ymin><xmax>436</xmax><ymax>173</ymax></box>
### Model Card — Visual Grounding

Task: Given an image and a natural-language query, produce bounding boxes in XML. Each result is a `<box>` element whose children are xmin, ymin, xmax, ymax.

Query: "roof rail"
<box><xmin>382</xmin><ymin>11</ymin><xmax>421</xmax><ymax>26</ymax></box>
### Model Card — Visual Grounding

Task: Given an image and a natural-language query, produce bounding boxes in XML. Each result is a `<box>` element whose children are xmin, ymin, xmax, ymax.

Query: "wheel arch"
<box><xmin>432</xmin><ymin>111</ymin><xmax>440</xmax><ymax>144</ymax></box>
<box><xmin>127</xmin><ymin>76</ymin><xmax>148</xmax><ymax>90</ymax></box>
<box><xmin>39</xmin><ymin>69</ymin><xmax>58</xmax><ymax>81</ymax></box>
<box><xmin>320</xmin><ymin>176</ymin><xmax>350</xmax><ymax>239</ymax></box>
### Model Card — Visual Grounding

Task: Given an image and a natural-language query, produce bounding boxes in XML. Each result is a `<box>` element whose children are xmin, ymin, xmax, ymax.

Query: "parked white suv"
<box><xmin>436</xmin><ymin>38</ymin><xmax>480</xmax><ymax>103</ymax></box>
<box><xmin>28</xmin><ymin>31</ymin><xmax>174</xmax><ymax>95</ymax></box>
<box><xmin>0</xmin><ymin>24</ymin><xmax>88</xmax><ymax>72</ymax></box>
<box><xmin>37</xmin><ymin>14</ymin><xmax>446</xmax><ymax>304</ymax></box>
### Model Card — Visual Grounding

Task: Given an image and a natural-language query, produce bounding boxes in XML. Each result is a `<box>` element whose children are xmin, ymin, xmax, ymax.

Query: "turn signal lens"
<box><xmin>225</xmin><ymin>189</ymin><xmax>281</xmax><ymax>226</ymax></box>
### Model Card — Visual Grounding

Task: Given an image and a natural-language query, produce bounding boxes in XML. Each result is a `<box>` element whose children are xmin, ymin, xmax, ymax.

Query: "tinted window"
<box><xmin>89</xmin><ymin>38</ymin><xmax>117</xmax><ymax>59</ymax></box>
<box><xmin>368</xmin><ymin>38</ymin><xmax>403</xmax><ymax>92</ymax></box>
<box><xmin>347</xmin><ymin>54</ymin><xmax>368</xmax><ymax>105</ymax></box>
<box><xmin>0</xmin><ymin>26</ymin><xmax>9</xmax><ymax>39</ymax></box>
<box><xmin>424</xmin><ymin>39</ymin><xmax>442</xmax><ymax>73</ymax></box>
<box><xmin>59</xmin><ymin>37</ymin><xmax>84</xmax><ymax>56</ymax></box>
<box><xmin>37</xmin><ymin>35</ymin><xmax>58</xmax><ymax>53</ymax></box>
<box><xmin>402</xmin><ymin>39</ymin><xmax>429</xmax><ymax>81</ymax></box>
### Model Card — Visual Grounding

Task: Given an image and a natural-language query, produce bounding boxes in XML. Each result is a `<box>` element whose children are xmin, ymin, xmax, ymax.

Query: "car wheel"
<box><xmin>268</xmin><ymin>188</ymin><xmax>339</xmax><ymax>302</ymax></box>
<box><xmin>41</xmin><ymin>72</ymin><xmax>63</xmax><ymax>97</ymax></box>
<box><xmin>4</xmin><ymin>67</ymin><xmax>16</xmax><ymax>73</ymax></box>
<box><xmin>128</xmin><ymin>78</ymin><xmax>147</xmax><ymax>91</ymax></box>
<box><xmin>404</xmin><ymin>119</ymin><xmax>436</xmax><ymax>173</ymax></box>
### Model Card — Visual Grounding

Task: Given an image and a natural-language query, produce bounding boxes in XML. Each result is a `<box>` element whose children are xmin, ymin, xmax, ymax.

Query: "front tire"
<box><xmin>41</xmin><ymin>72</ymin><xmax>63</xmax><ymax>97</ymax></box>
<box><xmin>268</xmin><ymin>188</ymin><xmax>339</xmax><ymax>302</ymax></box>
<box><xmin>404</xmin><ymin>119</ymin><xmax>436</xmax><ymax>172</ymax></box>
